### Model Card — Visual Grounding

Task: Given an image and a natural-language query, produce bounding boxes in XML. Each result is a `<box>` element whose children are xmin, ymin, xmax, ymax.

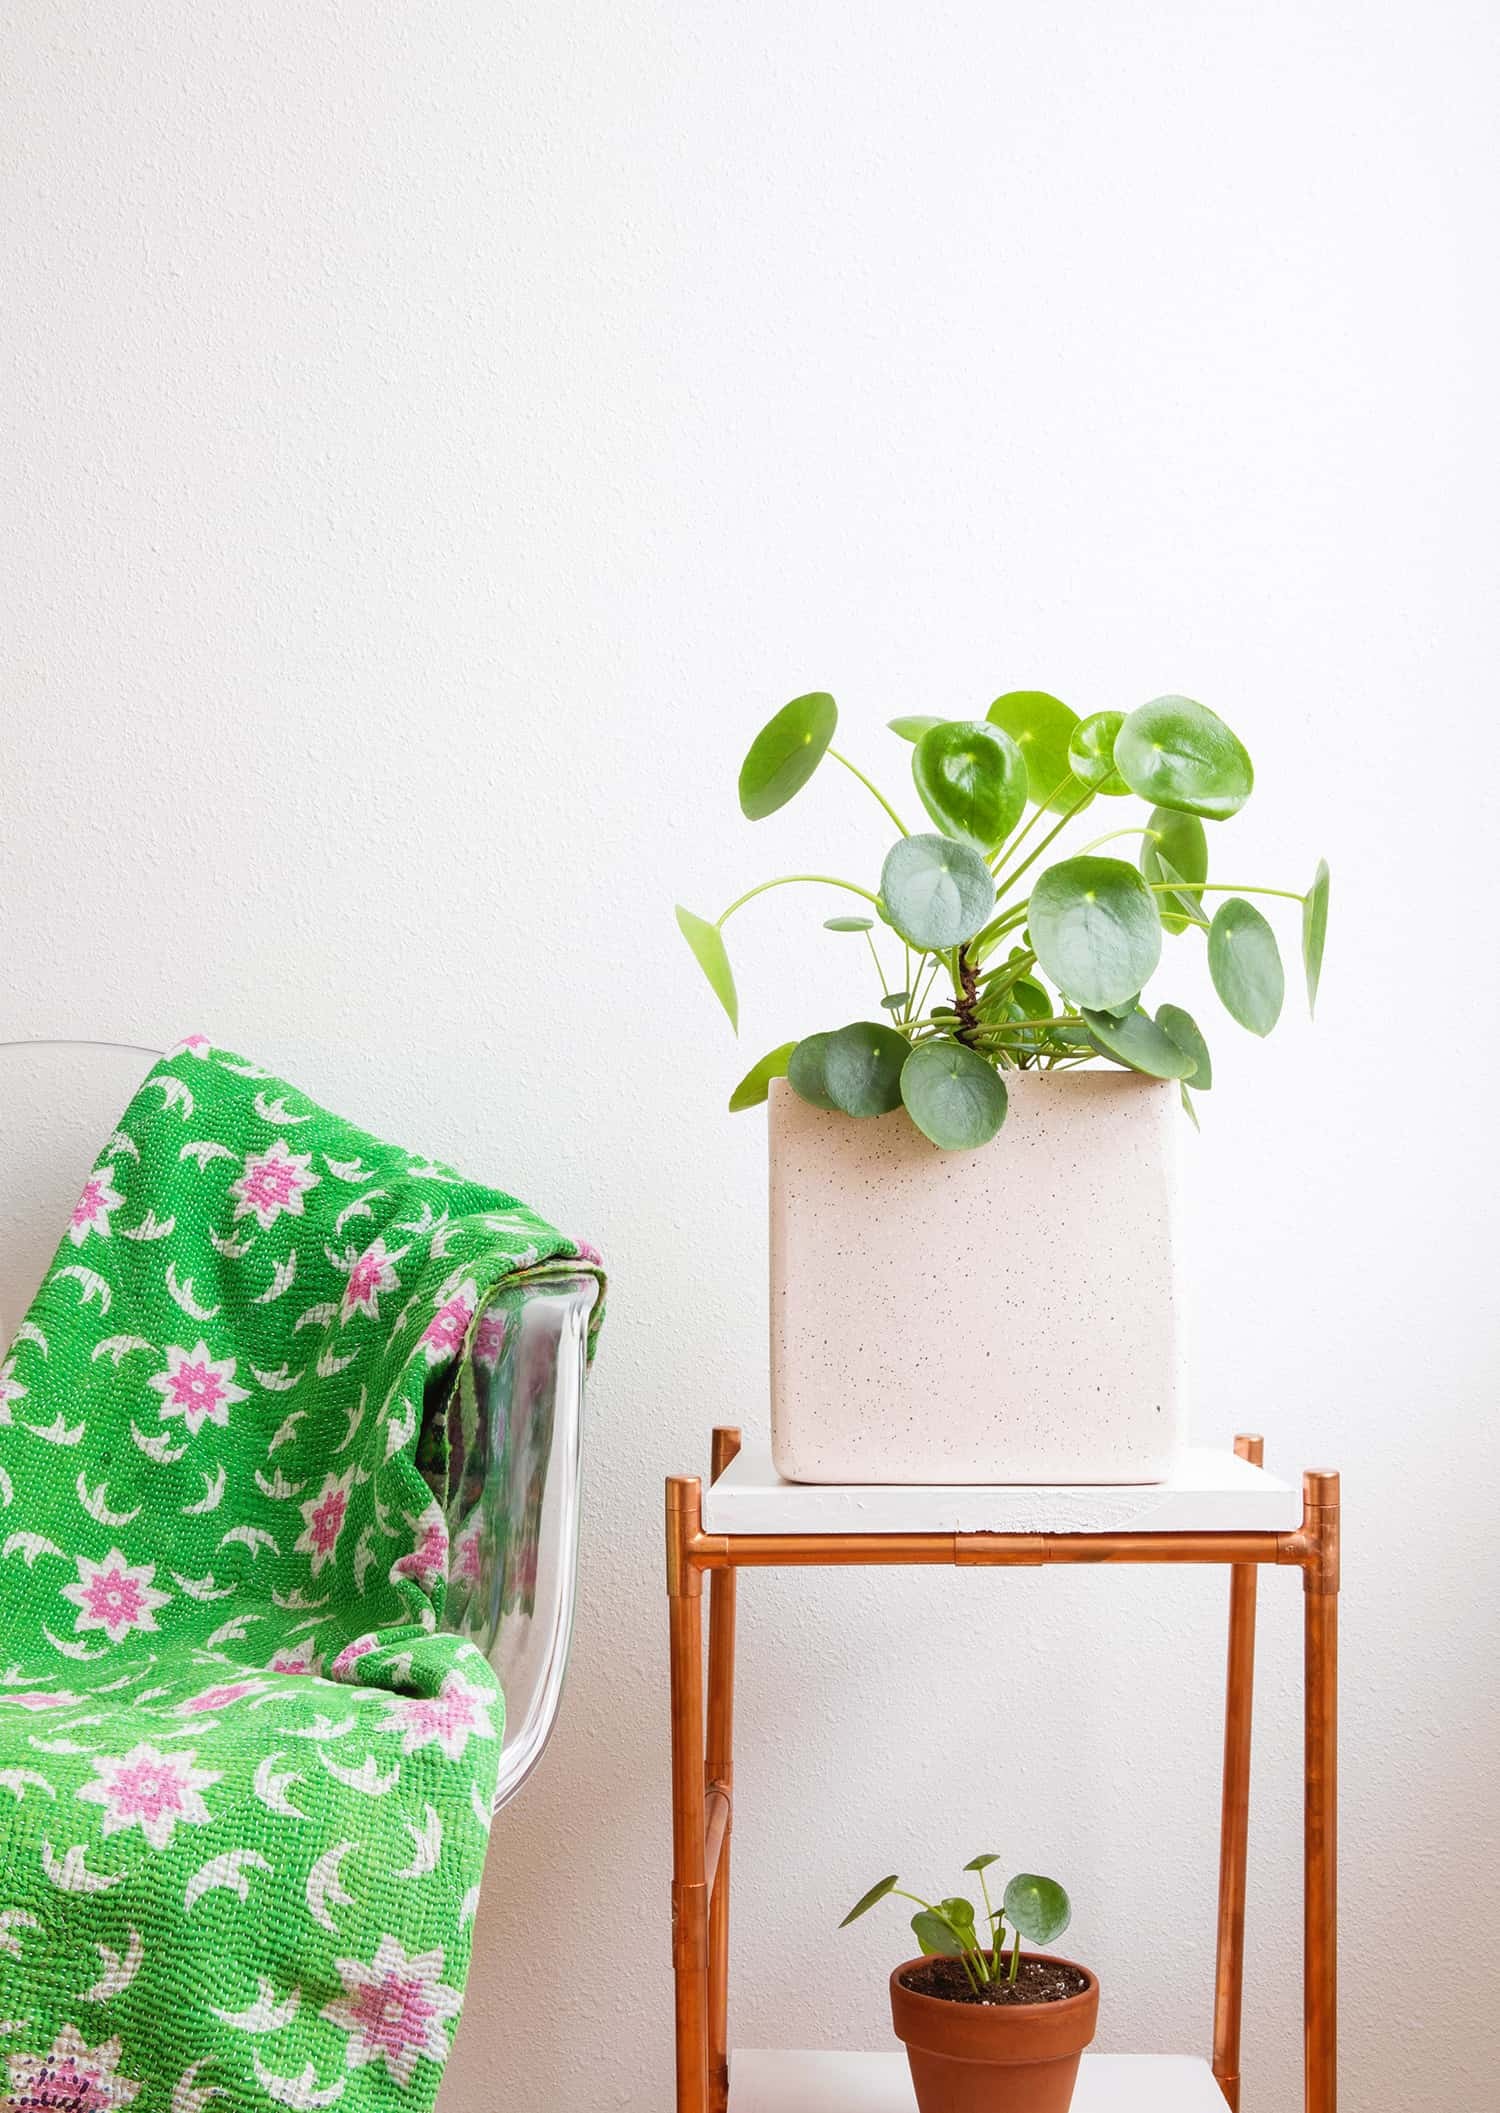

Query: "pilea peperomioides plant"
<box><xmin>841</xmin><ymin>1857</ymin><xmax>1073</xmax><ymax>1995</ymax></box>
<box><xmin>676</xmin><ymin>690</ymin><xmax>1330</xmax><ymax>1148</ymax></box>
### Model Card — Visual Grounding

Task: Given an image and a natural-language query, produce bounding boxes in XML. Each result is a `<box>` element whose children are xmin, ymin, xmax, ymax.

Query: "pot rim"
<box><xmin>889</xmin><ymin>1949</ymin><xmax>1098</xmax><ymax>2027</ymax></box>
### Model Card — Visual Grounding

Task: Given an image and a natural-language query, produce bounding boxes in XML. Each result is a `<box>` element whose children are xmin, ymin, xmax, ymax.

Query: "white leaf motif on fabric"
<box><xmin>165</xmin><ymin>1265</ymin><xmax>219</xmax><ymax>1322</ymax></box>
<box><xmin>394</xmin><ymin>1804</ymin><xmax>442</xmax><ymax>1880</ymax></box>
<box><xmin>211</xmin><ymin>1978</ymin><xmax>300</xmax><ymax>2032</ymax></box>
<box><xmin>0</xmin><ymin>1770</ymin><xmax>56</xmax><ymax>1801</ymax></box>
<box><xmin>305</xmin><ymin>1842</ymin><xmax>357</xmax><ymax>1933</ymax></box>
<box><xmin>77</xmin><ymin>1477</ymin><xmax>142</xmax><ymax>1529</ymax></box>
<box><xmin>183</xmin><ymin>1140</ymin><xmax>237</xmax><ymax>1172</ymax></box>
<box><xmin>130</xmin><ymin>1423</ymin><xmax>186</xmax><ymax>1463</ymax></box>
<box><xmin>251</xmin><ymin>2055</ymin><xmax>344</xmax><ymax>2109</ymax></box>
<box><xmin>251</xmin><ymin>1754</ymin><xmax>307</xmax><ymax>1820</ymax></box>
<box><xmin>254</xmin><ymin>1253</ymin><xmax>298</xmax><ymax>1305</ymax></box>
<box><xmin>93</xmin><ymin>1337</ymin><xmax>154</xmax><ymax>1367</ymax></box>
<box><xmin>81</xmin><ymin>1926</ymin><xmax>145</xmax><ymax>2001</ymax></box>
<box><xmin>41</xmin><ymin>1841</ymin><xmax>126</xmax><ymax>1893</ymax></box>
<box><xmin>52</xmin><ymin>1266</ymin><xmax>113</xmax><ymax>1316</ymax></box>
<box><xmin>183</xmin><ymin>1466</ymin><xmax>226</xmax><ymax>1515</ymax></box>
<box><xmin>184</xmin><ymin>1849</ymin><xmax>271</xmax><ymax>1913</ymax></box>
<box><xmin>319</xmin><ymin>1753</ymin><xmax>399</xmax><ymax>1797</ymax></box>
<box><xmin>0</xmin><ymin>1911</ymin><xmax>39</xmax><ymax>1959</ymax></box>
<box><xmin>170</xmin><ymin>1574</ymin><xmax>234</xmax><ymax>1602</ymax></box>
<box><xmin>4</xmin><ymin>1534</ymin><xmax>65</xmax><ymax>1568</ymax></box>
<box><xmin>22</xmin><ymin>1414</ymin><xmax>85</xmax><ymax>1446</ymax></box>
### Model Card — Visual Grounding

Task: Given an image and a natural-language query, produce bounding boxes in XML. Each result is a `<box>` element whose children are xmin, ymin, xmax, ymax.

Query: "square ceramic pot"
<box><xmin>768</xmin><ymin>1070</ymin><xmax>1183</xmax><ymax>1484</ymax></box>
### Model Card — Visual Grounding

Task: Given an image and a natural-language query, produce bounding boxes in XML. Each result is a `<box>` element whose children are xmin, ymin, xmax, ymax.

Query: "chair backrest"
<box><xmin>0</xmin><ymin>1038</ymin><xmax>594</xmax><ymax>1813</ymax></box>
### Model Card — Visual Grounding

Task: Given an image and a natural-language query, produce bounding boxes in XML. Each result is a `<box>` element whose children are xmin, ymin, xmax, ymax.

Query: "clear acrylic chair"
<box><xmin>0</xmin><ymin>1037</ymin><xmax>596</xmax><ymax>1813</ymax></box>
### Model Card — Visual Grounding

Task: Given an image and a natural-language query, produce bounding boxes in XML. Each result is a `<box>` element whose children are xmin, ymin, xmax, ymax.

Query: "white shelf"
<box><xmin>730</xmin><ymin>2049</ymin><xmax>1224</xmax><ymax>2110</ymax></box>
<box><xmin>704</xmin><ymin>1442</ymin><xmax>1301</xmax><ymax>1536</ymax></box>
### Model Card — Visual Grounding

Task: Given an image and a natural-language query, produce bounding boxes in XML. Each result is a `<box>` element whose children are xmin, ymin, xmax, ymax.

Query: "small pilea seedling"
<box><xmin>841</xmin><ymin>1854</ymin><xmax>1072</xmax><ymax>1993</ymax></box>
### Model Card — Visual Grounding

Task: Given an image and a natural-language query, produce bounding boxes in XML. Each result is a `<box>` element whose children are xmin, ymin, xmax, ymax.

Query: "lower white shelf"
<box><xmin>729</xmin><ymin>2049</ymin><xmax>1225</xmax><ymax>2110</ymax></box>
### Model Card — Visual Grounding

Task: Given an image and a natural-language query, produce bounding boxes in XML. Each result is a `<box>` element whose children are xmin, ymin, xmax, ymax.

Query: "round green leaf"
<box><xmin>822</xmin><ymin>1022</ymin><xmax>908</xmax><ymax>1118</ymax></box>
<box><xmin>879</xmin><ymin>991</ymin><xmax>911</xmax><ymax>1012</ymax></box>
<box><xmin>963</xmin><ymin>1854</ymin><xmax>1001</xmax><ymax>1874</ymax></box>
<box><xmin>937</xmin><ymin>1898</ymin><xmax>980</xmax><ymax>1948</ymax></box>
<box><xmin>675</xmin><ymin>905</ymin><xmax>738</xmax><ymax>1031</ymax></box>
<box><xmin>1140</xmin><ymin>806</ymin><xmax>1209</xmax><ymax>935</ymax></box>
<box><xmin>880</xmin><ymin>833</ymin><xmax>995</xmax><ymax>950</ymax></box>
<box><xmin>728</xmin><ymin>1041</ymin><xmax>797</xmax><ymax>1113</ymax></box>
<box><xmin>1302</xmin><ymin>859</ymin><xmax>1330</xmax><ymax>1017</ymax></box>
<box><xmin>1002</xmin><ymin>1874</ymin><xmax>1071</xmax><ymax>1948</ymax></box>
<box><xmin>1116</xmin><ymin>696</ymin><xmax>1253</xmax><ymax>820</ymax></box>
<box><xmin>1155</xmin><ymin>1004</ymin><xmax>1212</xmax><ymax>1089</ymax></box>
<box><xmin>840</xmin><ymin>1873</ymin><xmax>899</xmax><ymax>1928</ymax></box>
<box><xmin>824</xmin><ymin>915</ymin><xmax>874</xmax><ymax>932</ymax></box>
<box><xmin>787</xmin><ymin>1033</ymin><xmax>838</xmax><ymax>1111</ymax></box>
<box><xmin>987</xmin><ymin>690</ymin><xmax>1082</xmax><ymax>812</ymax></box>
<box><xmin>1208</xmin><ymin>898</ymin><xmax>1285</xmax><ymax>1035</ymax></box>
<box><xmin>1068</xmin><ymin>710</ymin><xmax>1129</xmax><ymax>795</ymax></box>
<box><xmin>912</xmin><ymin>719</ymin><xmax>1028</xmax><ymax>851</ymax></box>
<box><xmin>738</xmin><ymin>692</ymin><xmax>837</xmax><ymax>819</ymax></box>
<box><xmin>900</xmin><ymin>1040</ymin><xmax>1008</xmax><ymax>1149</ymax></box>
<box><xmin>889</xmin><ymin>715</ymin><xmax>945</xmax><ymax>743</ymax></box>
<box><xmin>911</xmin><ymin>1910</ymin><xmax>963</xmax><ymax>1958</ymax></box>
<box><xmin>1082</xmin><ymin>1006</ymin><xmax>1197</xmax><ymax>1080</ymax></box>
<box><xmin>1028</xmin><ymin>855</ymin><xmax>1162</xmax><ymax>1011</ymax></box>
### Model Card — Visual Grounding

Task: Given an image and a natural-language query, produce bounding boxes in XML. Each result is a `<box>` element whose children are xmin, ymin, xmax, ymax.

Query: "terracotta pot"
<box><xmin>768</xmin><ymin>1071</ymin><xmax>1183</xmax><ymax>1484</ymax></box>
<box><xmin>889</xmin><ymin>1953</ymin><xmax>1100</xmax><ymax>2113</ymax></box>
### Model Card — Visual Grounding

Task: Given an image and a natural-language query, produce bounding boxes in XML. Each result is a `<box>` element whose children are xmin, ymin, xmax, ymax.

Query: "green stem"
<box><xmin>829</xmin><ymin>749</ymin><xmax>909</xmax><ymax>836</ymax></box>
<box><xmin>992</xmin><ymin>784</ymin><xmax>1096</xmax><ymax>903</ymax></box>
<box><xmin>864</xmin><ymin>931</ymin><xmax>891</xmax><ymax>999</ymax></box>
<box><xmin>987</xmin><ymin>769</ymin><xmax>1077</xmax><ymax>872</ymax></box>
<box><xmin>1149</xmin><ymin>882</ymin><xmax>1306</xmax><ymax>904</ymax></box>
<box><xmin>1078</xmin><ymin>825</ymin><xmax>1152</xmax><ymax>855</ymax></box>
<box><xmin>1010</xmin><ymin>1928</ymin><xmax>1022</xmax><ymax>1982</ymax></box>
<box><xmin>975</xmin><ymin>1873</ymin><xmax>997</xmax><ymax>1980</ymax></box>
<box><xmin>717</xmin><ymin>874</ymin><xmax>881</xmax><ymax>926</ymax></box>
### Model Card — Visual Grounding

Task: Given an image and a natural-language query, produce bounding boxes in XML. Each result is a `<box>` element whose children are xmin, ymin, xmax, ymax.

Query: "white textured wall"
<box><xmin>3</xmin><ymin>5</ymin><xmax>1498</xmax><ymax>2109</ymax></box>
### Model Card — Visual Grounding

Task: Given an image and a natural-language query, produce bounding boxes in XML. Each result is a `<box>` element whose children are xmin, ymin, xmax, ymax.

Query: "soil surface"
<box><xmin>898</xmin><ymin>1957</ymin><xmax>1090</xmax><ymax>2007</ymax></box>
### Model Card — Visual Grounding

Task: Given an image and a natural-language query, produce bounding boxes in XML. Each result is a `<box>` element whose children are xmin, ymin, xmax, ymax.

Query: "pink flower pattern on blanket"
<box><xmin>230</xmin><ymin>1139</ymin><xmax>321</xmax><ymax>1230</ymax></box>
<box><xmin>148</xmin><ymin>1341</ymin><xmax>250</xmax><ymax>1436</ymax></box>
<box><xmin>69</xmin><ymin>1167</ymin><xmax>124</xmax><ymax>1246</ymax></box>
<box><xmin>60</xmin><ymin>1552</ymin><xmax>171</xmax><ymax>1643</ymax></box>
<box><xmin>375</xmin><ymin>1672</ymin><xmax>497</xmax><ymax>1762</ymax></box>
<box><xmin>77</xmin><ymin>1743</ymin><xmax>219</xmax><ymax>1851</ymax></box>
<box><xmin>323</xmin><ymin>1937</ymin><xmax>465</xmax><ymax>2087</ymax></box>
<box><xmin>6</xmin><ymin>2028</ymin><xmax>141</xmax><ymax>2111</ymax></box>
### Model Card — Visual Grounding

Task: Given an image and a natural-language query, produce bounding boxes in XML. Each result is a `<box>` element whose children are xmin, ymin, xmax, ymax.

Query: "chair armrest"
<box><xmin>439</xmin><ymin>1269</ymin><xmax>599</xmax><ymax>1813</ymax></box>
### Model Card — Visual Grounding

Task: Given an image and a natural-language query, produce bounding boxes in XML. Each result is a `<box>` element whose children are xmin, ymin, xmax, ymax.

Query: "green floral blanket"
<box><xmin>0</xmin><ymin>1040</ymin><xmax>604</xmax><ymax>2113</ymax></box>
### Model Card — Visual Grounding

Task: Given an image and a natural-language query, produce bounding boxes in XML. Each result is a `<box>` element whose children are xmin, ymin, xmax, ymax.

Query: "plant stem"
<box><xmin>1149</xmin><ymin>882</ymin><xmax>1306</xmax><ymax>904</ymax></box>
<box><xmin>1078</xmin><ymin>825</ymin><xmax>1152</xmax><ymax>854</ymax></box>
<box><xmin>975</xmin><ymin>1873</ymin><xmax>997</xmax><ymax>1980</ymax></box>
<box><xmin>1010</xmin><ymin>1929</ymin><xmax>1022</xmax><ymax>1983</ymax></box>
<box><xmin>829</xmin><ymin>749</ymin><xmax>909</xmax><ymax>836</ymax></box>
<box><xmin>992</xmin><ymin>784</ymin><xmax>1095</xmax><ymax>902</ymax></box>
<box><xmin>716</xmin><ymin>874</ymin><xmax>882</xmax><ymax>926</ymax></box>
<box><xmin>864</xmin><ymin>931</ymin><xmax>891</xmax><ymax>998</ymax></box>
<box><xmin>987</xmin><ymin>768</ymin><xmax>1077</xmax><ymax>873</ymax></box>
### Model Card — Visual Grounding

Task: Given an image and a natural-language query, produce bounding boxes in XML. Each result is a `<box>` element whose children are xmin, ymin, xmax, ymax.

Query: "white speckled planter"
<box><xmin>768</xmin><ymin>1071</ymin><xmax>1183</xmax><ymax>1484</ymax></box>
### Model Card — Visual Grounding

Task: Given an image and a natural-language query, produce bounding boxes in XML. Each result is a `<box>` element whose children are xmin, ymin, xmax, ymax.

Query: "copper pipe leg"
<box><xmin>706</xmin><ymin>1429</ymin><xmax>741</xmax><ymax>2113</ymax></box>
<box><xmin>1212</xmin><ymin>1435</ymin><xmax>1263</xmax><ymax>2110</ymax></box>
<box><xmin>668</xmin><ymin>1478</ymin><xmax>710</xmax><ymax>2113</ymax></box>
<box><xmin>1302</xmin><ymin>1471</ymin><xmax>1339</xmax><ymax>2113</ymax></box>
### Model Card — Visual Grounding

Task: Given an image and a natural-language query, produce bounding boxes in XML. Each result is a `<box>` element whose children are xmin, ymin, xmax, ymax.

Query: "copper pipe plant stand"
<box><xmin>666</xmin><ymin>1431</ymin><xmax>1339</xmax><ymax>2113</ymax></box>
